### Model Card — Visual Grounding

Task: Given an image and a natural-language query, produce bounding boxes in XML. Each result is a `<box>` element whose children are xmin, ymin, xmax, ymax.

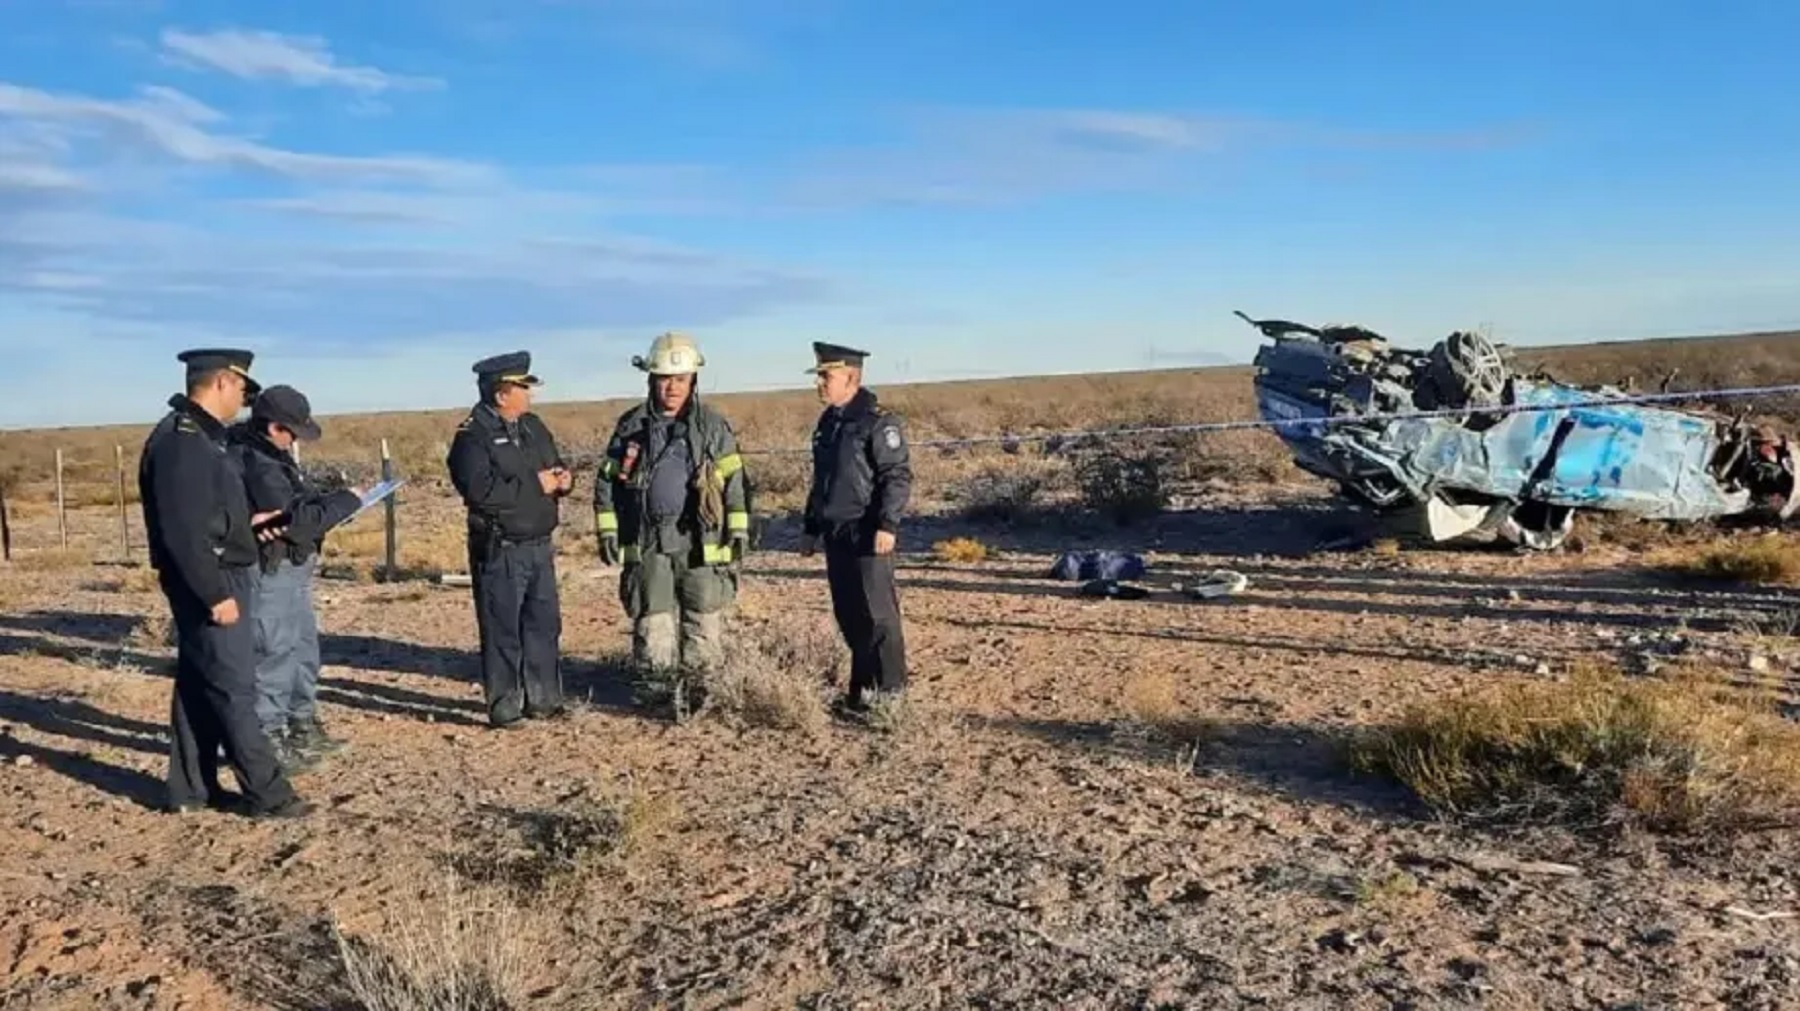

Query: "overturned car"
<box><xmin>1240</xmin><ymin>312</ymin><xmax>1799</xmax><ymax>549</ymax></box>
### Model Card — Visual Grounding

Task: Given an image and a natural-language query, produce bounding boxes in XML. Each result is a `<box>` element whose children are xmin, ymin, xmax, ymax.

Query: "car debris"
<box><xmin>1239</xmin><ymin>311</ymin><xmax>1800</xmax><ymax>550</ymax></box>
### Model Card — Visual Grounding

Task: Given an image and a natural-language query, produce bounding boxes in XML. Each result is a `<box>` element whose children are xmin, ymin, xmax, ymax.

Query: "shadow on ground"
<box><xmin>0</xmin><ymin>733</ymin><xmax>166</xmax><ymax>809</ymax></box>
<box><xmin>754</xmin><ymin>496</ymin><xmax>1375</xmax><ymax>559</ymax></box>
<box><xmin>974</xmin><ymin>712</ymin><xmax>1426</xmax><ymax>822</ymax></box>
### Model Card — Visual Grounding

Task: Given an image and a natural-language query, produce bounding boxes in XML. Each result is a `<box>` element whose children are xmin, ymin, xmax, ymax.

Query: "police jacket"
<box><xmin>593</xmin><ymin>396</ymin><xmax>748</xmax><ymax>566</ymax></box>
<box><xmin>446</xmin><ymin>404</ymin><xmax>569</xmax><ymax>542</ymax></box>
<box><xmin>227</xmin><ymin>423</ymin><xmax>362</xmax><ymax>572</ymax></box>
<box><xmin>137</xmin><ymin>394</ymin><xmax>259</xmax><ymax>609</ymax></box>
<box><xmin>804</xmin><ymin>387</ymin><xmax>912</xmax><ymax>538</ymax></box>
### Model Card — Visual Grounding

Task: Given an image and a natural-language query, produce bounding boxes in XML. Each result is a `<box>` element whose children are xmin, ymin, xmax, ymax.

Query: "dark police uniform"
<box><xmin>139</xmin><ymin>349</ymin><xmax>303</xmax><ymax>817</ymax></box>
<box><xmin>803</xmin><ymin>342</ymin><xmax>914</xmax><ymax>708</ymax></box>
<box><xmin>228</xmin><ymin>385</ymin><xmax>362</xmax><ymax>763</ymax></box>
<box><xmin>446</xmin><ymin>351</ymin><xmax>570</xmax><ymax>727</ymax></box>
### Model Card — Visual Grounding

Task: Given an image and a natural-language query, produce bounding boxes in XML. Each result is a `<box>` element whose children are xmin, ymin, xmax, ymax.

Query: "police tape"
<box><xmin>736</xmin><ymin>381</ymin><xmax>1800</xmax><ymax>456</ymax></box>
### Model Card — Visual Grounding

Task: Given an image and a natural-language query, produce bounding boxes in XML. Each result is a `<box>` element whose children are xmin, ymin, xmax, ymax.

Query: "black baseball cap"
<box><xmin>251</xmin><ymin>384</ymin><xmax>323</xmax><ymax>442</ymax></box>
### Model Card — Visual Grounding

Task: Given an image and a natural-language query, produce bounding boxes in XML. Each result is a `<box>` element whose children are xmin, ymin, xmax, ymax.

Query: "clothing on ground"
<box><xmin>1050</xmin><ymin>549</ymin><xmax>1147</xmax><ymax>582</ymax></box>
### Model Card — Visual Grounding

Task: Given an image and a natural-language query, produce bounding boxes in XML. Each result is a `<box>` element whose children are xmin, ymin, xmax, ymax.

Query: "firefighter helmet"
<box><xmin>632</xmin><ymin>331</ymin><xmax>705</xmax><ymax>376</ymax></box>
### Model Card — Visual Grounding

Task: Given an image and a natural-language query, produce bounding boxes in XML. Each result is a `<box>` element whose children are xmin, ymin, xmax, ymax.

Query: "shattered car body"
<box><xmin>1240</xmin><ymin>312</ymin><xmax>1799</xmax><ymax>549</ymax></box>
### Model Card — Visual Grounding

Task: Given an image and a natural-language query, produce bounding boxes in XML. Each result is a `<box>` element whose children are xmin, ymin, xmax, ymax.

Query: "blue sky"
<box><xmin>2</xmin><ymin>0</ymin><xmax>1798</xmax><ymax>428</ymax></box>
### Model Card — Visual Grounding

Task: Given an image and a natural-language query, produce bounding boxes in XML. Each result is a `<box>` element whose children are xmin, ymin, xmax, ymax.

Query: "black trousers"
<box><xmin>163</xmin><ymin>566</ymin><xmax>297</xmax><ymax>813</ymax></box>
<box><xmin>469</xmin><ymin>536</ymin><xmax>564</xmax><ymax>724</ymax></box>
<box><xmin>823</xmin><ymin>531</ymin><xmax>908</xmax><ymax>701</ymax></box>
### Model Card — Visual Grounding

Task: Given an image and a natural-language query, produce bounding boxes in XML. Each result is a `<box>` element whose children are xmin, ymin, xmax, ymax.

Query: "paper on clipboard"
<box><xmin>338</xmin><ymin>478</ymin><xmax>405</xmax><ymax>526</ymax></box>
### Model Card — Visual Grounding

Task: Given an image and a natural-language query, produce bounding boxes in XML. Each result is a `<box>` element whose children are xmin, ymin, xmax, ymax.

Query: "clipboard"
<box><xmin>248</xmin><ymin>479</ymin><xmax>407</xmax><ymax>537</ymax></box>
<box><xmin>337</xmin><ymin>478</ymin><xmax>405</xmax><ymax>527</ymax></box>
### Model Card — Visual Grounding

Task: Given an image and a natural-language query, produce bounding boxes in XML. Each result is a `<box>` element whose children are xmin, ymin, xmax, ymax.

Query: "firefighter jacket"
<box><xmin>593</xmin><ymin>397</ymin><xmax>749</xmax><ymax>566</ymax></box>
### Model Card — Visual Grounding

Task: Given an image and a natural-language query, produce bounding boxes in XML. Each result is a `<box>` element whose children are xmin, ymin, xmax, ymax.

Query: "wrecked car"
<box><xmin>1239</xmin><ymin>311</ymin><xmax>1799</xmax><ymax>549</ymax></box>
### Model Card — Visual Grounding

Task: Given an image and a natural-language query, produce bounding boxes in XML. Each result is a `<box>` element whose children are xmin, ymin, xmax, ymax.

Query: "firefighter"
<box><xmin>800</xmin><ymin>341</ymin><xmax>913</xmax><ymax>713</ymax></box>
<box><xmin>594</xmin><ymin>332</ymin><xmax>750</xmax><ymax>690</ymax></box>
<box><xmin>446</xmin><ymin>351</ymin><xmax>574</xmax><ymax>729</ymax></box>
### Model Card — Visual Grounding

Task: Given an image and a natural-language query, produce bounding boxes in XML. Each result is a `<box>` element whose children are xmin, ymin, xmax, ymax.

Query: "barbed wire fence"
<box><xmin>5</xmin><ymin>380</ymin><xmax>1800</xmax><ymax>571</ymax></box>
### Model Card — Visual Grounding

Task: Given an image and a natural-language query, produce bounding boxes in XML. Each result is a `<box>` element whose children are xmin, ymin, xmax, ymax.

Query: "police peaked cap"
<box><xmin>808</xmin><ymin>341</ymin><xmax>870</xmax><ymax>373</ymax></box>
<box><xmin>472</xmin><ymin>350</ymin><xmax>543</xmax><ymax>387</ymax></box>
<box><xmin>177</xmin><ymin>348</ymin><xmax>261</xmax><ymax>396</ymax></box>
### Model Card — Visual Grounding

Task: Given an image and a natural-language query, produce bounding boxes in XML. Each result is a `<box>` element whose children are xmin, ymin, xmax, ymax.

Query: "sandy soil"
<box><xmin>5</xmin><ymin>486</ymin><xmax>1800</xmax><ymax>1009</ymax></box>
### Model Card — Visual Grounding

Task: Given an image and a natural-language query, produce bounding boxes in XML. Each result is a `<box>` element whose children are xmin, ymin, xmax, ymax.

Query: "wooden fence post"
<box><xmin>54</xmin><ymin>448</ymin><xmax>67</xmax><ymax>552</ymax></box>
<box><xmin>0</xmin><ymin>481</ymin><xmax>11</xmax><ymax>562</ymax></box>
<box><xmin>381</xmin><ymin>438</ymin><xmax>397</xmax><ymax>581</ymax></box>
<box><xmin>115</xmin><ymin>444</ymin><xmax>129</xmax><ymax>561</ymax></box>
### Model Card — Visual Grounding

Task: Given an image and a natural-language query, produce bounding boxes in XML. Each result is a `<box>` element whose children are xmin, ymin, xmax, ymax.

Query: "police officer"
<box><xmin>228</xmin><ymin>384</ymin><xmax>364</xmax><ymax>770</ymax></box>
<box><xmin>594</xmin><ymin>333</ymin><xmax>750</xmax><ymax>694</ymax></box>
<box><xmin>801</xmin><ymin>342</ymin><xmax>913</xmax><ymax>713</ymax></box>
<box><xmin>446</xmin><ymin>351</ymin><xmax>573</xmax><ymax>729</ymax></box>
<box><xmin>139</xmin><ymin>349</ymin><xmax>310</xmax><ymax>818</ymax></box>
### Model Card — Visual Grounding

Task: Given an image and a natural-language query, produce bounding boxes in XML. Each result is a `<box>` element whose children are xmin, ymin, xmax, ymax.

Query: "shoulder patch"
<box><xmin>881</xmin><ymin>426</ymin><xmax>903</xmax><ymax>450</ymax></box>
<box><xmin>175</xmin><ymin>417</ymin><xmax>200</xmax><ymax>434</ymax></box>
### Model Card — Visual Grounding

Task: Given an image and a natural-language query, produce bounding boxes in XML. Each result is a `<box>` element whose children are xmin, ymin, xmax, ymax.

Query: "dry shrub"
<box><xmin>1664</xmin><ymin>535</ymin><xmax>1800</xmax><ymax>585</ymax></box>
<box><xmin>703</xmin><ymin>617</ymin><xmax>840</xmax><ymax>733</ymax></box>
<box><xmin>1165</xmin><ymin>430</ymin><xmax>1300</xmax><ymax>485</ymax></box>
<box><xmin>933</xmin><ymin>537</ymin><xmax>990</xmax><ymax>564</ymax></box>
<box><xmin>333</xmin><ymin>871</ymin><xmax>528</xmax><ymax>1011</ymax></box>
<box><xmin>1354</xmin><ymin>665</ymin><xmax>1800</xmax><ymax>834</ymax></box>
<box><xmin>745</xmin><ymin>454</ymin><xmax>810</xmax><ymax>512</ymax></box>
<box><xmin>947</xmin><ymin>465</ymin><xmax>1050</xmax><ymax>525</ymax></box>
<box><xmin>1073</xmin><ymin>448</ymin><xmax>1169</xmax><ymax>524</ymax></box>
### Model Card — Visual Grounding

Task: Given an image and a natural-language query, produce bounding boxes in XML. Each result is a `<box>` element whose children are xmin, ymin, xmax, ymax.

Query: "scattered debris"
<box><xmin>1724</xmin><ymin>906</ymin><xmax>1798</xmax><ymax>923</ymax></box>
<box><xmin>1179</xmin><ymin>570</ymin><xmax>1249</xmax><ymax>600</ymax></box>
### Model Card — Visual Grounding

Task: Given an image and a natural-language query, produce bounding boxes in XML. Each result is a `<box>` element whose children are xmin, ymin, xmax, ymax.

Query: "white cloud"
<box><xmin>0</xmin><ymin>81</ymin><xmax>486</xmax><ymax>185</ymax></box>
<box><xmin>159</xmin><ymin>28</ymin><xmax>444</xmax><ymax>93</ymax></box>
<box><xmin>0</xmin><ymin>63</ymin><xmax>836</xmax><ymax>426</ymax></box>
<box><xmin>780</xmin><ymin>106</ymin><xmax>1529</xmax><ymax>209</ymax></box>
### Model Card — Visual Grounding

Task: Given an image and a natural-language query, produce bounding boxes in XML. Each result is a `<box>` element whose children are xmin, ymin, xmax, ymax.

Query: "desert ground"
<box><xmin>6</xmin><ymin>329</ymin><xmax>1800</xmax><ymax>1009</ymax></box>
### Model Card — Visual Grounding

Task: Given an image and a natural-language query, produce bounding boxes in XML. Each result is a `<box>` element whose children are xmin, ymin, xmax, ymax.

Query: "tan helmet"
<box><xmin>632</xmin><ymin>331</ymin><xmax>705</xmax><ymax>376</ymax></box>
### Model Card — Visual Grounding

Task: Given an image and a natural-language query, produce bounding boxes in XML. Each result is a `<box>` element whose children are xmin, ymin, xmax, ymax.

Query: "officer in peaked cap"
<box><xmin>800</xmin><ymin>341</ymin><xmax>914</xmax><ymax>718</ymax></box>
<box><xmin>139</xmin><ymin>348</ymin><xmax>310</xmax><ymax>818</ymax></box>
<box><xmin>446</xmin><ymin>350</ymin><xmax>574</xmax><ymax>728</ymax></box>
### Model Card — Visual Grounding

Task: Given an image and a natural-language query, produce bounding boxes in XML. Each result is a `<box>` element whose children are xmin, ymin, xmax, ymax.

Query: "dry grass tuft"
<box><xmin>1662</xmin><ymin>534</ymin><xmax>1800</xmax><ymax>585</ymax></box>
<box><xmin>455</xmin><ymin>777</ymin><xmax>678</xmax><ymax>898</ymax></box>
<box><xmin>933</xmin><ymin>537</ymin><xmax>991</xmax><ymax>564</ymax></box>
<box><xmin>1119</xmin><ymin>671</ymin><xmax>1211</xmax><ymax>768</ymax></box>
<box><xmin>320</xmin><ymin>509</ymin><xmax>472</xmax><ymax>582</ymax></box>
<box><xmin>1354</xmin><ymin>664</ymin><xmax>1800</xmax><ymax>834</ymax></box>
<box><xmin>332</xmin><ymin>871</ymin><xmax>528</xmax><ymax>1011</ymax></box>
<box><xmin>701</xmin><ymin>616</ymin><xmax>841</xmax><ymax>733</ymax></box>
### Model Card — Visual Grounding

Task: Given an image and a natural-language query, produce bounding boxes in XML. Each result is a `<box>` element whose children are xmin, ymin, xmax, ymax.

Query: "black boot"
<box><xmin>287</xmin><ymin>715</ymin><xmax>347</xmax><ymax>759</ymax></box>
<box><xmin>269</xmin><ymin>728</ymin><xmax>319</xmax><ymax>775</ymax></box>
